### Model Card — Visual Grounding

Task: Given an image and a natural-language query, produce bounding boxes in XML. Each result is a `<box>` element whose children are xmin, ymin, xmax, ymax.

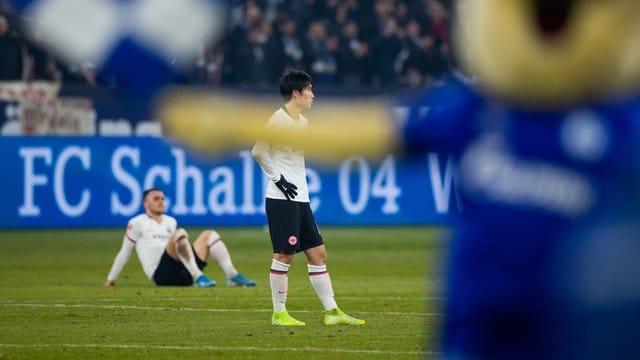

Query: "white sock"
<box><xmin>270</xmin><ymin>259</ymin><xmax>290</xmax><ymax>312</ymax></box>
<box><xmin>308</xmin><ymin>264</ymin><xmax>337</xmax><ymax>311</ymax></box>
<box><xmin>175</xmin><ymin>236</ymin><xmax>203</xmax><ymax>280</ymax></box>
<box><xmin>207</xmin><ymin>231</ymin><xmax>238</xmax><ymax>279</ymax></box>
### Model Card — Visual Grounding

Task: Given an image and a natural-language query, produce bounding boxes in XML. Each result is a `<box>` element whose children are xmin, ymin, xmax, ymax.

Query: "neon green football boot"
<box><xmin>271</xmin><ymin>311</ymin><xmax>306</xmax><ymax>326</ymax></box>
<box><xmin>323</xmin><ymin>308</ymin><xmax>366</xmax><ymax>326</ymax></box>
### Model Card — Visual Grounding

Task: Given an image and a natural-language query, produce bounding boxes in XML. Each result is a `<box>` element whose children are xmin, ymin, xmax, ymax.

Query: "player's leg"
<box><xmin>152</xmin><ymin>251</ymin><xmax>196</xmax><ymax>286</ymax></box>
<box><xmin>270</xmin><ymin>254</ymin><xmax>293</xmax><ymax>312</ymax></box>
<box><xmin>301</xmin><ymin>206</ymin><xmax>365</xmax><ymax>326</ymax></box>
<box><xmin>266</xmin><ymin>198</ymin><xmax>305</xmax><ymax>326</ymax></box>
<box><xmin>304</xmin><ymin>245</ymin><xmax>337</xmax><ymax>310</ymax></box>
<box><xmin>270</xmin><ymin>252</ymin><xmax>304</xmax><ymax>325</ymax></box>
<box><xmin>193</xmin><ymin>230</ymin><xmax>256</xmax><ymax>287</ymax></box>
<box><xmin>166</xmin><ymin>228</ymin><xmax>215</xmax><ymax>287</ymax></box>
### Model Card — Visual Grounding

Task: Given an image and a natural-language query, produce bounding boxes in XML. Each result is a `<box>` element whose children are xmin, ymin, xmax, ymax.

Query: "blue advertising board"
<box><xmin>0</xmin><ymin>137</ymin><xmax>459</xmax><ymax>228</ymax></box>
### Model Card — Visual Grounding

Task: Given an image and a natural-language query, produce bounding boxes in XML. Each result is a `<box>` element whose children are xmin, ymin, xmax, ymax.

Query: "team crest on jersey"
<box><xmin>288</xmin><ymin>236</ymin><xmax>298</xmax><ymax>246</ymax></box>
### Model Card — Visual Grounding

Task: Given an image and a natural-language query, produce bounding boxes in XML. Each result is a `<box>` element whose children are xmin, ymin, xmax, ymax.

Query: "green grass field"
<box><xmin>0</xmin><ymin>227</ymin><xmax>447</xmax><ymax>359</ymax></box>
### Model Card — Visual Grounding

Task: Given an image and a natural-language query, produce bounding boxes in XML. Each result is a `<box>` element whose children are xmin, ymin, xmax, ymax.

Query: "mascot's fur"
<box><xmin>454</xmin><ymin>0</ymin><xmax>640</xmax><ymax>106</ymax></box>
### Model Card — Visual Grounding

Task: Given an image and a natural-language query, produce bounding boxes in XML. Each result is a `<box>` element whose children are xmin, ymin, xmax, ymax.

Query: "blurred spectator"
<box><xmin>397</xmin><ymin>19</ymin><xmax>428</xmax><ymax>87</ymax></box>
<box><xmin>423</xmin><ymin>0</ymin><xmax>452</xmax><ymax>78</ymax></box>
<box><xmin>21</xmin><ymin>28</ymin><xmax>62</xmax><ymax>82</ymax></box>
<box><xmin>395</xmin><ymin>1</ymin><xmax>412</xmax><ymax>28</ymax></box>
<box><xmin>223</xmin><ymin>1</ymin><xmax>264</xmax><ymax>84</ymax></box>
<box><xmin>233</xmin><ymin>21</ymin><xmax>278</xmax><ymax>87</ymax></box>
<box><xmin>314</xmin><ymin>0</ymin><xmax>341</xmax><ymax>26</ymax></box>
<box><xmin>289</xmin><ymin>0</ymin><xmax>321</xmax><ymax>38</ymax></box>
<box><xmin>302</xmin><ymin>20</ymin><xmax>338</xmax><ymax>85</ymax></box>
<box><xmin>336</xmin><ymin>19</ymin><xmax>371</xmax><ymax>87</ymax></box>
<box><xmin>26</xmin><ymin>42</ymin><xmax>58</xmax><ymax>82</ymax></box>
<box><xmin>370</xmin><ymin>18</ymin><xmax>402</xmax><ymax>87</ymax></box>
<box><xmin>373</xmin><ymin>0</ymin><xmax>395</xmax><ymax>36</ymax></box>
<box><xmin>273</xmin><ymin>15</ymin><xmax>306</xmax><ymax>73</ymax></box>
<box><xmin>426</xmin><ymin>0</ymin><xmax>449</xmax><ymax>42</ymax></box>
<box><xmin>395</xmin><ymin>17</ymin><xmax>451</xmax><ymax>88</ymax></box>
<box><xmin>338</xmin><ymin>0</ymin><xmax>377</xmax><ymax>45</ymax></box>
<box><xmin>0</xmin><ymin>14</ymin><xmax>26</xmax><ymax>80</ymax></box>
<box><xmin>191</xmin><ymin>42</ymin><xmax>224</xmax><ymax>85</ymax></box>
<box><xmin>262</xmin><ymin>0</ymin><xmax>289</xmax><ymax>23</ymax></box>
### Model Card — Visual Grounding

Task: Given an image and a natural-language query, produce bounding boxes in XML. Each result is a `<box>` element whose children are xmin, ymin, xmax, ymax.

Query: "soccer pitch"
<box><xmin>0</xmin><ymin>227</ymin><xmax>446</xmax><ymax>359</ymax></box>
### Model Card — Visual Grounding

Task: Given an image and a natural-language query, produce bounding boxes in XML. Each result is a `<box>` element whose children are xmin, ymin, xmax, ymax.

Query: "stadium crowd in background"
<box><xmin>1</xmin><ymin>0</ymin><xmax>456</xmax><ymax>90</ymax></box>
<box><xmin>0</xmin><ymin>14</ymin><xmax>25</xmax><ymax>80</ymax></box>
<box><xmin>204</xmin><ymin>0</ymin><xmax>455</xmax><ymax>89</ymax></box>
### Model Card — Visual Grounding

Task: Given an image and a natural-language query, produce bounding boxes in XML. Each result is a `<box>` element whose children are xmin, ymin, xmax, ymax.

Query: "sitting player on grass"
<box><xmin>104</xmin><ymin>188</ymin><xmax>256</xmax><ymax>288</ymax></box>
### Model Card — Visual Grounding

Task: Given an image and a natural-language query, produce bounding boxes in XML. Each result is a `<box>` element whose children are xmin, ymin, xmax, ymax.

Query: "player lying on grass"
<box><xmin>105</xmin><ymin>188</ymin><xmax>256</xmax><ymax>288</ymax></box>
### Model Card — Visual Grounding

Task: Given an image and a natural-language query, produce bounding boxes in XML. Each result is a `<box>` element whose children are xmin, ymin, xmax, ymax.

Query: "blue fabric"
<box><xmin>402</xmin><ymin>79</ymin><xmax>640</xmax><ymax>359</ymax></box>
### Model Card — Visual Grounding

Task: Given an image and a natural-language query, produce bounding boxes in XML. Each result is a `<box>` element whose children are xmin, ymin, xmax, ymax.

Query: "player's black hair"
<box><xmin>143</xmin><ymin>188</ymin><xmax>163</xmax><ymax>201</ymax></box>
<box><xmin>280</xmin><ymin>69</ymin><xmax>312</xmax><ymax>101</ymax></box>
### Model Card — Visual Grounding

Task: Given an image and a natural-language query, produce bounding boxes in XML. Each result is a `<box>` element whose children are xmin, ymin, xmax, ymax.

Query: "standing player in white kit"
<box><xmin>252</xmin><ymin>70</ymin><xmax>365</xmax><ymax>326</ymax></box>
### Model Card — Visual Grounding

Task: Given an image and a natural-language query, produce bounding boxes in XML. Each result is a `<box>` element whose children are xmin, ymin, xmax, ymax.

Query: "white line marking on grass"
<box><xmin>104</xmin><ymin>296</ymin><xmax>445</xmax><ymax>301</ymax></box>
<box><xmin>5</xmin><ymin>302</ymin><xmax>267</xmax><ymax>313</ymax></box>
<box><xmin>0</xmin><ymin>343</ymin><xmax>440</xmax><ymax>356</ymax></box>
<box><xmin>1</xmin><ymin>296</ymin><xmax>445</xmax><ymax>303</ymax></box>
<box><xmin>1</xmin><ymin>302</ymin><xmax>444</xmax><ymax>317</ymax></box>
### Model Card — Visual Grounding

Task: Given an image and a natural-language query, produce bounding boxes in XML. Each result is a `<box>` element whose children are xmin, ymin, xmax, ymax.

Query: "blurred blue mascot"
<box><xmin>399</xmin><ymin>1</ymin><xmax>640</xmax><ymax>358</ymax></box>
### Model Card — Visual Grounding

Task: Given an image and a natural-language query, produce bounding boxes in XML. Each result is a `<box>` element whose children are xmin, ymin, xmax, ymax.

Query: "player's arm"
<box><xmin>252</xmin><ymin>140</ymin><xmax>299</xmax><ymax>199</ymax></box>
<box><xmin>158</xmin><ymin>90</ymin><xmax>400</xmax><ymax>162</ymax></box>
<box><xmin>251</xmin><ymin>140</ymin><xmax>280</xmax><ymax>182</ymax></box>
<box><xmin>104</xmin><ymin>231</ymin><xmax>136</xmax><ymax>286</ymax></box>
<box><xmin>399</xmin><ymin>79</ymin><xmax>482</xmax><ymax>154</ymax></box>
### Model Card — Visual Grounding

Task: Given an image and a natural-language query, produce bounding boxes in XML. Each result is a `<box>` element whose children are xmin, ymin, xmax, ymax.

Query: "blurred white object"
<box><xmin>99</xmin><ymin>119</ymin><xmax>132</xmax><ymax>136</ymax></box>
<box><xmin>5</xmin><ymin>103</ymin><xmax>20</xmax><ymax>119</ymax></box>
<box><xmin>135</xmin><ymin>121</ymin><xmax>162</xmax><ymax>137</ymax></box>
<box><xmin>23</xmin><ymin>0</ymin><xmax>225</xmax><ymax>67</ymax></box>
<box><xmin>1</xmin><ymin>120</ymin><xmax>21</xmax><ymax>135</ymax></box>
<box><xmin>131</xmin><ymin>0</ymin><xmax>224</xmax><ymax>64</ymax></box>
<box><xmin>24</xmin><ymin>0</ymin><xmax>120</xmax><ymax>67</ymax></box>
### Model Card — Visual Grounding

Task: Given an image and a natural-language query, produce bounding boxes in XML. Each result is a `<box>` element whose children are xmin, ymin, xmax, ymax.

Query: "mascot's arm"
<box><xmin>158</xmin><ymin>90</ymin><xmax>400</xmax><ymax>162</ymax></box>
<box><xmin>399</xmin><ymin>80</ymin><xmax>481</xmax><ymax>155</ymax></box>
<box><xmin>157</xmin><ymin>81</ymin><xmax>476</xmax><ymax>162</ymax></box>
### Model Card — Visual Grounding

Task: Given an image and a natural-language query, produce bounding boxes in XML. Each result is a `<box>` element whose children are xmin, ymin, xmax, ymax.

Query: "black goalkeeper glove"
<box><xmin>275</xmin><ymin>175</ymin><xmax>298</xmax><ymax>200</ymax></box>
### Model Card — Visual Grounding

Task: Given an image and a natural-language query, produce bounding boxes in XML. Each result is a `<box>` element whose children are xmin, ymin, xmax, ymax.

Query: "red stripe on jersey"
<box><xmin>126</xmin><ymin>234</ymin><xmax>136</xmax><ymax>244</ymax></box>
<box><xmin>308</xmin><ymin>271</ymin><xmax>328</xmax><ymax>276</ymax></box>
<box><xmin>270</xmin><ymin>269</ymin><xmax>288</xmax><ymax>275</ymax></box>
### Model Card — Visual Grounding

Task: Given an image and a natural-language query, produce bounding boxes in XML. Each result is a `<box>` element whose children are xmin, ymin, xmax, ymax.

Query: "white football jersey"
<box><xmin>252</xmin><ymin>107</ymin><xmax>310</xmax><ymax>203</ymax></box>
<box><xmin>107</xmin><ymin>213</ymin><xmax>177</xmax><ymax>281</ymax></box>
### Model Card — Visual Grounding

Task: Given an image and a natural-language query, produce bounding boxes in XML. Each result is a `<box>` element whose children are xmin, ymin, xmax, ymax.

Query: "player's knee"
<box><xmin>174</xmin><ymin>228</ymin><xmax>189</xmax><ymax>241</ymax></box>
<box><xmin>306</xmin><ymin>249</ymin><xmax>327</xmax><ymax>265</ymax></box>
<box><xmin>311</xmin><ymin>255</ymin><xmax>327</xmax><ymax>266</ymax></box>
<box><xmin>274</xmin><ymin>252</ymin><xmax>295</xmax><ymax>264</ymax></box>
<box><xmin>204</xmin><ymin>230</ymin><xmax>221</xmax><ymax>246</ymax></box>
